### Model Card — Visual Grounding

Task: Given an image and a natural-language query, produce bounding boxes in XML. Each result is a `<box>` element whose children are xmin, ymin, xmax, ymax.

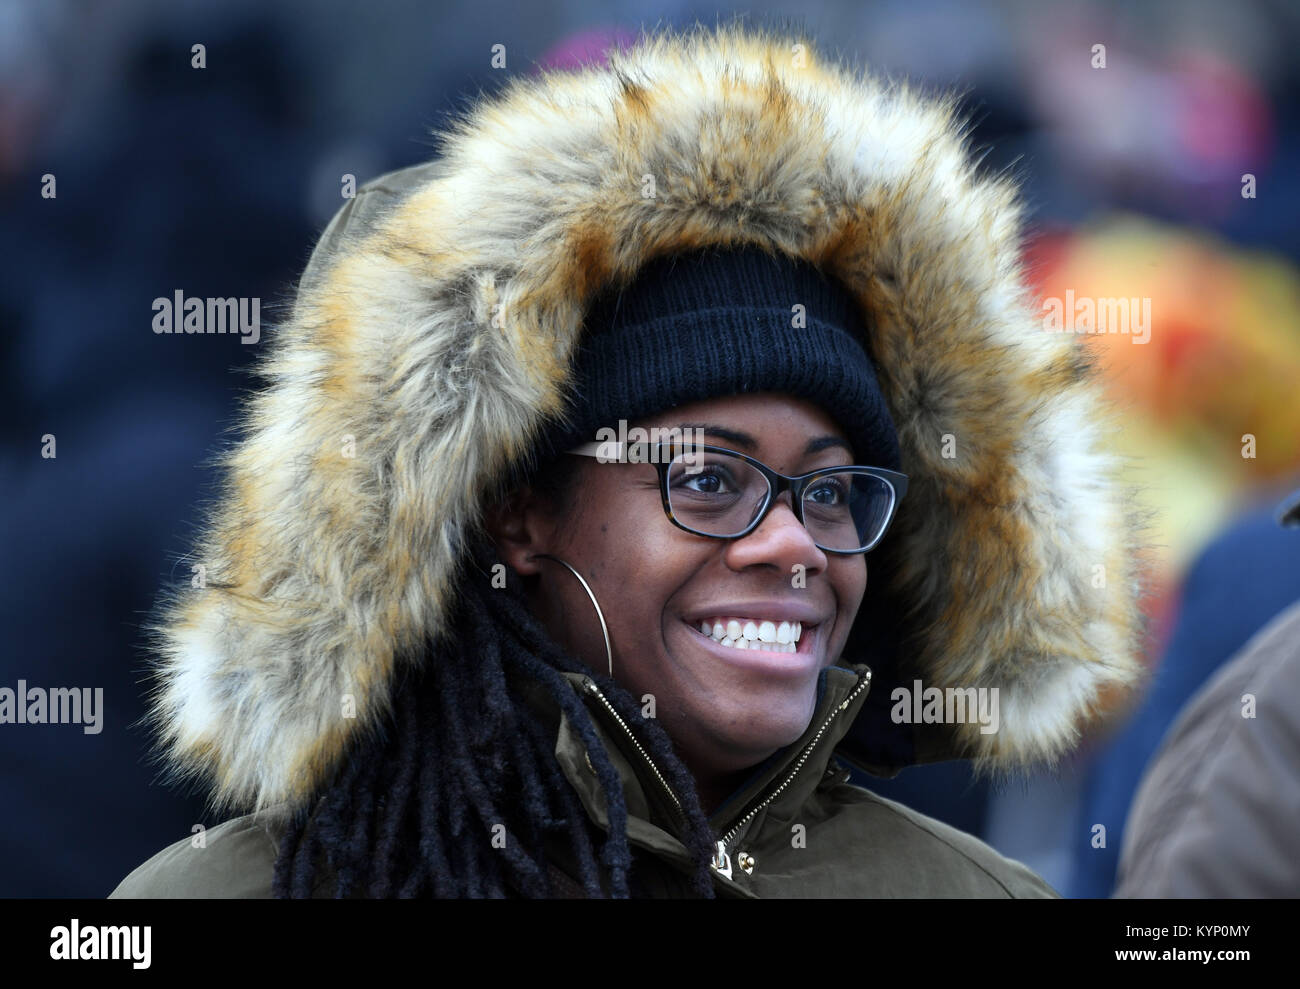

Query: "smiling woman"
<box><xmin>492</xmin><ymin>391</ymin><xmax>880</xmax><ymax>815</ymax></box>
<box><xmin>110</xmin><ymin>22</ymin><xmax>1146</xmax><ymax>899</ymax></box>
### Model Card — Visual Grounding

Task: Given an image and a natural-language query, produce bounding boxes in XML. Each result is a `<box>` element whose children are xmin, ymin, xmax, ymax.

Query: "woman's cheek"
<box><xmin>831</xmin><ymin>559</ymin><xmax>868</xmax><ymax>658</ymax></box>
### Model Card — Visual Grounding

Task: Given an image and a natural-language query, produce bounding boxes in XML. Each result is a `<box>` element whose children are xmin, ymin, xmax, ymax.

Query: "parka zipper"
<box><xmin>711</xmin><ymin>667</ymin><xmax>872</xmax><ymax>879</ymax></box>
<box><xmin>579</xmin><ymin>678</ymin><xmax>688</xmax><ymax>831</ymax></box>
<box><xmin>578</xmin><ymin>668</ymin><xmax>871</xmax><ymax>883</ymax></box>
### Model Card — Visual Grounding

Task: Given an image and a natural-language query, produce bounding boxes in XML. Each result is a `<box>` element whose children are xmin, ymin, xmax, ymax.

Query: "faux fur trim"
<box><xmin>147</xmin><ymin>22</ymin><xmax>1150</xmax><ymax>813</ymax></box>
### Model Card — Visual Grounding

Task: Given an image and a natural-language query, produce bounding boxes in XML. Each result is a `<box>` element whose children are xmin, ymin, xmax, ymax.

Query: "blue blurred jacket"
<box><xmin>1067</xmin><ymin>492</ymin><xmax>1300</xmax><ymax>897</ymax></box>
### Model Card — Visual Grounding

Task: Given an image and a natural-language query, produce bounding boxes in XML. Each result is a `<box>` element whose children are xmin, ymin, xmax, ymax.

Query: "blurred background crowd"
<box><xmin>3</xmin><ymin>0</ymin><xmax>1298</xmax><ymax>896</ymax></box>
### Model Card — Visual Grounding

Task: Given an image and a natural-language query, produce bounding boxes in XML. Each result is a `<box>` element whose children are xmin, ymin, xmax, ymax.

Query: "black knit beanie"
<box><xmin>526</xmin><ymin>245</ymin><xmax>901</xmax><ymax>479</ymax></box>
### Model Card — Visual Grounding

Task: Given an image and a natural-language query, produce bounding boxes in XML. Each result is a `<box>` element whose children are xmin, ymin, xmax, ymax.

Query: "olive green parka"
<box><xmin>115</xmin><ymin>666</ymin><xmax>1055</xmax><ymax>897</ymax></box>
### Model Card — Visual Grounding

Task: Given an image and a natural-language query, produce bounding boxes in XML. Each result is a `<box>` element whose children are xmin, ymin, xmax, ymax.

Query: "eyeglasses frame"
<box><xmin>566</xmin><ymin>441</ymin><xmax>908</xmax><ymax>555</ymax></box>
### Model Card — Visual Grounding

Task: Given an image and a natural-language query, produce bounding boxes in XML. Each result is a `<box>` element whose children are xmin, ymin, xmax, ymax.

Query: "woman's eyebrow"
<box><xmin>803</xmin><ymin>435</ymin><xmax>853</xmax><ymax>456</ymax></box>
<box><xmin>671</xmin><ymin>423</ymin><xmax>852</xmax><ymax>456</ymax></box>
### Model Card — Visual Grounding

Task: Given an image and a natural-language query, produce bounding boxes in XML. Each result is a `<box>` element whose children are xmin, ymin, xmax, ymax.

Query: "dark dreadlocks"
<box><xmin>271</xmin><ymin>524</ymin><xmax>719</xmax><ymax>898</ymax></box>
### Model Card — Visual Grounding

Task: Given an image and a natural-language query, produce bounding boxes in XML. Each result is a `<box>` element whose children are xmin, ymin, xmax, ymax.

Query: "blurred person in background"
<box><xmin>1068</xmin><ymin>486</ymin><xmax>1300</xmax><ymax>896</ymax></box>
<box><xmin>1113</xmin><ymin>490</ymin><xmax>1300</xmax><ymax>897</ymax></box>
<box><xmin>1</xmin><ymin>2</ymin><xmax>321</xmax><ymax>896</ymax></box>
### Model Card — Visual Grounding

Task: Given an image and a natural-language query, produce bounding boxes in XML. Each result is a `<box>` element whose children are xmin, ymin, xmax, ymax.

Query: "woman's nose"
<box><xmin>726</xmin><ymin>493</ymin><xmax>828</xmax><ymax>574</ymax></box>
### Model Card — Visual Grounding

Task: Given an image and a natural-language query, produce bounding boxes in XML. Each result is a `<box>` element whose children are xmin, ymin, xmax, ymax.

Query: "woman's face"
<box><xmin>489</xmin><ymin>393</ymin><xmax>869</xmax><ymax>800</ymax></box>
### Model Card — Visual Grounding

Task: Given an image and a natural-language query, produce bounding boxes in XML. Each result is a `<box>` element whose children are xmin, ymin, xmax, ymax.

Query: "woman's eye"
<box><xmin>808</xmin><ymin>478</ymin><xmax>846</xmax><ymax>504</ymax></box>
<box><xmin>676</xmin><ymin>467</ymin><xmax>733</xmax><ymax>494</ymax></box>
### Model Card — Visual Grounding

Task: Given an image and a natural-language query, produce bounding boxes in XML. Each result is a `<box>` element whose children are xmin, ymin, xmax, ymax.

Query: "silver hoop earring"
<box><xmin>532</xmin><ymin>553</ymin><xmax>613</xmax><ymax>677</ymax></box>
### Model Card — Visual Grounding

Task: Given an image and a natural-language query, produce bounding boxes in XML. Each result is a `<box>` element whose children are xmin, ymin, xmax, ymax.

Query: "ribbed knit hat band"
<box><xmin>528</xmin><ymin>245</ymin><xmax>901</xmax><ymax>477</ymax></box>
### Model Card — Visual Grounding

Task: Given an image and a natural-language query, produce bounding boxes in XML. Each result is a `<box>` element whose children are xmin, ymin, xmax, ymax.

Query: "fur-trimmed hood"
<box><xmin>149</xmin><ymin>22</ymin><xmax>1149</xmax><ymax>815</ymax></box>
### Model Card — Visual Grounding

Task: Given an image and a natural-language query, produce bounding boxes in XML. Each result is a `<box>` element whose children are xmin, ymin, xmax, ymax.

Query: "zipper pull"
<box><xmin>711</xmin><ymin>840</ymin><xmax>733</xmax><ymax>879</ymax></box>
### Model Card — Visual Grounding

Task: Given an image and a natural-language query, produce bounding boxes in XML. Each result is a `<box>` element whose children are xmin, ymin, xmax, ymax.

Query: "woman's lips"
<box><xmin>680</xmin><ymin>617</ymin><xmax>822</xmax><ymax>675</ymax></box>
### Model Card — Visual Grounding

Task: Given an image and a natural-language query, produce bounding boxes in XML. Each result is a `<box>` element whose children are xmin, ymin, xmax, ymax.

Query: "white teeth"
<box><xmin>692</xmin><ymin>616</ymin><xmax>809</xmax><ymax>654</ymax></box>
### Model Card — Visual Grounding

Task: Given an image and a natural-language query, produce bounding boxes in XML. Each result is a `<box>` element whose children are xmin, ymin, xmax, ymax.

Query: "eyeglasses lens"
<box><xmin>666</xmin><ymin>451</ymin><xmax>894</xmax><ymax>552</ymax></box>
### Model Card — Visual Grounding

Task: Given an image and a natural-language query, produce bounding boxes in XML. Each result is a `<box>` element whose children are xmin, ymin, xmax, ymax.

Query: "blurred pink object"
<box><xmin>1025</xmin><ymin>16</ymin><xmax>1273</xmax><ymax>219</ymax></box>
<box><xmin>536</xmin><ymin>27</ymin><xmax>638</xmax><ymax>72</ymax></box>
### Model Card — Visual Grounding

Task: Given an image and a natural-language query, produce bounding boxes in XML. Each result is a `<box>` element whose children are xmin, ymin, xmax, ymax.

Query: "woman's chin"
<box><xmin>696</xmin><ymin>698</ymin><xmax>819</xmax><ymax>766</ymax></box>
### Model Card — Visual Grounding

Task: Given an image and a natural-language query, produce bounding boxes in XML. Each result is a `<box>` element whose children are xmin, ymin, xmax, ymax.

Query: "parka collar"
<box><xmin>546</xmin><ymin>664</ymin><xmax>873</xmax><ymax>863</ymax></box>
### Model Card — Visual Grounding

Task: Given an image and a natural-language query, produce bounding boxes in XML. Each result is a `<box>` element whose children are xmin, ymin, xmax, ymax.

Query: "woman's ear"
<box><xmin>483</xmin><ymin>487</ymin><xmax>553</xmax><ymax>577</ymax></box>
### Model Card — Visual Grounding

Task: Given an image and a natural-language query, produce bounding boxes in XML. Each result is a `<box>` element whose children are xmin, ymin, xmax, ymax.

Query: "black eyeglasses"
<box><xmin>568</xmin><ymin>441</ymin><xmax>908</xmax><ymax>555</ymax></box>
